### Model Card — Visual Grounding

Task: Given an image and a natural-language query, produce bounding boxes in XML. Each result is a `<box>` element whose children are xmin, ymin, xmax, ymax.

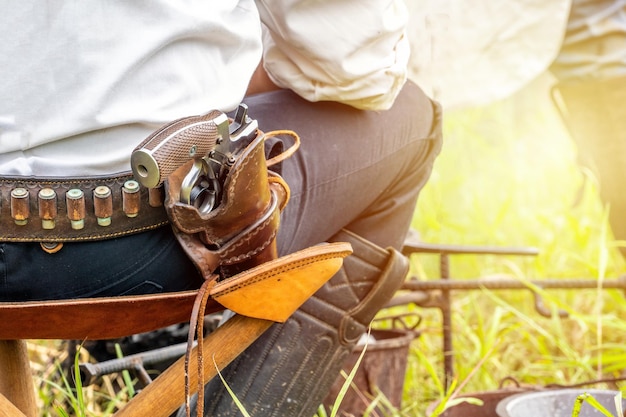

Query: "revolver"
<box><xmin>131</xmin><ymin>104</ymin><xmax>258</xmax><ymax>214</ymax></box>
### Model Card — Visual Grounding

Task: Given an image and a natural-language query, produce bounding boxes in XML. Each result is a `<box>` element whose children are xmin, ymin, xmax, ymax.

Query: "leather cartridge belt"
<box><xmin>0</xmin><ymin>173</ymin><xmax>169</xmax><ymax>243</ymax></box>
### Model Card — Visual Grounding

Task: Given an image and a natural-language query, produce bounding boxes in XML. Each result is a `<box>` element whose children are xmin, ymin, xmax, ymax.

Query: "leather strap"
<box><xmin>265</xmin><ymin>130</ymin><xmax>300</xmax><ymax>167</ymax></box>
<box><xmin>0</xmin><ymin>291</ymin><xmax>222</xmax><ymax>340</ymax></box>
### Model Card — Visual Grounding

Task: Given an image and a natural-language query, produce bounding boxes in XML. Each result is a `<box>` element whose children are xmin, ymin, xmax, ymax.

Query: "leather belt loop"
<box><xmin>0</xmin><ymin>173</ymin><xmax>168</xmax><ymax>242</ymax></box>
<box><xmin>149</xmin><ymin>186</ymin><xmax>164</xmax><ymax>207</ymax></box>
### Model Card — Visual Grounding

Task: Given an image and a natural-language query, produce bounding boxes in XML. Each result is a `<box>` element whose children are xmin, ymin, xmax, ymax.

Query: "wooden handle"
<box><xmin>0</xmin><ymin>392</ymin><xmax>27</xmax><ymax>417</ymax></box>
<box><xmin>114</xmin><ymin>315</ymin><xmax>273</xmax><ymax>417</ymax></box>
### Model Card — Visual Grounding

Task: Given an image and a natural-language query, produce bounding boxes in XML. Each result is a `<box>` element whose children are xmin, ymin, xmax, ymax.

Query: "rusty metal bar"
<box><xmin>439</xmin><ymin>253</ymin><xmax>454</xmax><ymax>389</ymax></box>
<box><xmin>402</xmin><ymin>242</ymin><xmax>540</xmax><ymax>257</ymax></box>
<box><xmin>78</xmin><ymin>342</ymin><xmax>189</xmax><ymax>386</ymax></box>
<box><xmin>401</xmin><ymin>277</ymin><xmax>626</xmax><ymax>292</ymax></box>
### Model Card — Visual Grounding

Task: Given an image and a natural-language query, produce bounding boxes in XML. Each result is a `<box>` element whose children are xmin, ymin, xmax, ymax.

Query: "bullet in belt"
<box><xmin>38</xmin><ymin>188</ymin><xmax>57</xmax><ymax>229</ymax></box>
<box><xmin>66</xmin><ymin>188</ymin><xmax>85</xmax><ymax>230</ymax></box>
<box><xmin>94</xmin><ymin>185</ymin><xmax>112</xmax><ymax>226</ymax></box>
<box><xmin>122</xmin><ymin>180</ymin><xmax>140</xmax><ymax>218</ymax></box>
<box><xmin>10</xmin><ymin>188</ymin><xmax>30</xmax><ymax>225</ymax></box>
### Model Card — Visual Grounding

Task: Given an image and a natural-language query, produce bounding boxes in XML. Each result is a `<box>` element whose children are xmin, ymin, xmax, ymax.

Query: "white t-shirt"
<box><xmin>0</xmin><ymin>0</ymin><xmax>410</xmax><ymax>177</ymax></box>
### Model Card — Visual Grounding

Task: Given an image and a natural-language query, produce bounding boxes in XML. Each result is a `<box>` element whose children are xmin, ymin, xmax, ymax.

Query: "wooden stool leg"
<box><xmin>0</xmin><ymin>340</ymin><xmax>37</xmax><ymax>417</ymax></box>
<box><xmin>115</xmin><ymin>315</ymin><xmax>273</xmax><ymax>417</ymax></box>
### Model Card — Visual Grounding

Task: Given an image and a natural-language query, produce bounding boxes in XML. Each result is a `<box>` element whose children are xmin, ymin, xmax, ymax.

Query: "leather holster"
<box><xmin>164</xmin><ymin>130</ymin><xmax>290</xmax><ymax>279</ymax></box>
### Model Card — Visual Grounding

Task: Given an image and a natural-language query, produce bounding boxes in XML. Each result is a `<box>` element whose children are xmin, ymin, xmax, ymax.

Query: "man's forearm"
<box><xmin>246</xmin><ymin>60</ymin><xmax>280</xmax><ymax>96</ymax></box>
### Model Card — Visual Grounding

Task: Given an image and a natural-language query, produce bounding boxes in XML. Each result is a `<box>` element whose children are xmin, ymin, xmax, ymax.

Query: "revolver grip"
<box><xmin>131</xmin><ymin>110</ymin><xmax>225</xmax><ymax>188</ymax></box>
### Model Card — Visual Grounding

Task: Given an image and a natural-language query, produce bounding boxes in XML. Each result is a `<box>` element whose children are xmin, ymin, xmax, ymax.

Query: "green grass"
<box><xmin>28</xmin><ymin>73</ymin><xmax>626</xmax><ymax>416</ymax></box>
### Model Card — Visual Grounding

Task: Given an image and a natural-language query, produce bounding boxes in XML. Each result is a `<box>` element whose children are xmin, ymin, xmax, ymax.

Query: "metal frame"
<box><xmin>398</xmin><ymin>241</ymin><xmax>626</xmax><ymax>389</ymax></box>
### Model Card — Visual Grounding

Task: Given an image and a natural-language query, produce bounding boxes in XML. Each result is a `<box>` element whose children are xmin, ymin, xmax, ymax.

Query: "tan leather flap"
<box><xmin>211</xmin><ymin>242</ymin><xmax>352</xmax><ymax>322</ymax></box>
